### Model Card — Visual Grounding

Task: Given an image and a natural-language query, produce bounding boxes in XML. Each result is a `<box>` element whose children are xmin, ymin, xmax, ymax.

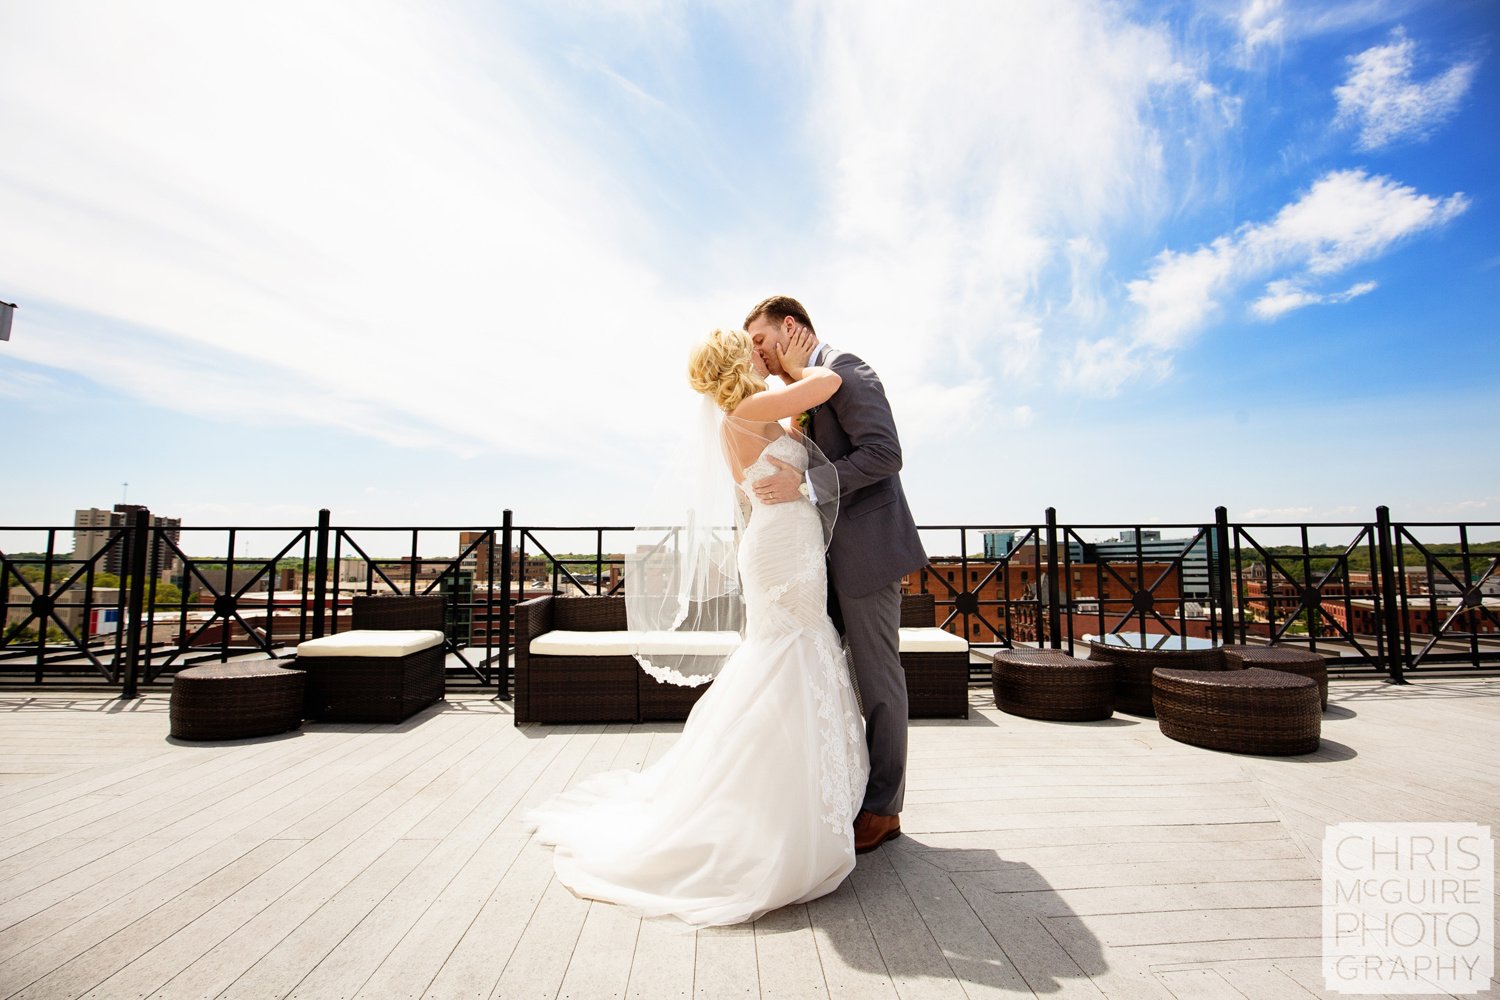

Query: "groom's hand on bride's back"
<box><xmin>752</xmin><ymin>458</ymin><xmax>803</xmax><ymax>505</ymax></box>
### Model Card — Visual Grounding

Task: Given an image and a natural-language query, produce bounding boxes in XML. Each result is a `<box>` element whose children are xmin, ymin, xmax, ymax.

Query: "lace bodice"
<box><xmin>739</xmin><ymin>433</ymin><xmax>809</xmax><ymax>507</ymax></box>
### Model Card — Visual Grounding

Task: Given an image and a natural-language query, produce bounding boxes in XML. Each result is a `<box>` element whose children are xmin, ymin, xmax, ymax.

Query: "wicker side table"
<box><xmin>1221</xmin><ymin>644</ymin><xmax>1329</xmax><ymax>710</ymax></box>
<box><xmin>992</xmin><ymin>649</ymin><xmax>1113</xmax><ymax>721</ymax></box>
<box><xmin>1087</xmin><ymin>640</ymin><xmax>1226</xmax><ymax>716</ymax></box>
<box><xmin>170</xmin><ymin>660</ymin><xmax>305</xmax><ymax>741</ymax></box>
<box><xmin>1153</xmin><ymin>667</ymin><xmax>1321</xmax><ymax>756</ymax></box>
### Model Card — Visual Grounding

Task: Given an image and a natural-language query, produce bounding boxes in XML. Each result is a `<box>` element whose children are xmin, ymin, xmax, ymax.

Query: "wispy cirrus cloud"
<box><xmin>1251</xmin><ymin>279</ymin><xmax>1377</xmax><ymax>319</ymax></box>
<box><xmin>1071</xmin><ymin>169</ymin><xmax>1467</xmax><ymax>391</ymax></box>
<box><xmin>2</xmin><ymin>1</ymin><xmax>1493</xmax><ymax>531</ymax></box>
<box><xmin>0</xmin><ymin>0</ymin><xmax>712</xmax><ymax>463</ymax></box>
<box><xmin>1334</xmin><ymin>29</ymin><xmax>1478</xmax><ymax>150</ymax></box>
<box><xmin>1228</xmin><ymin>0</ymin><xmax>1424</xmax><ymax>61</ymax></box>
<box><xmin>784</xmin><ymin>0</ymin><xmax>1222</xmax><ymax>430</ymax></box>
<box><xmin>0</xmin><ymin>0</ymin><xmax>1228</xmax><ymax>463</ymax></box>
<box><xmin>1234</xmin><ymin>0</ymin><xmax>1288</xmax><ymax>58</ymax></box>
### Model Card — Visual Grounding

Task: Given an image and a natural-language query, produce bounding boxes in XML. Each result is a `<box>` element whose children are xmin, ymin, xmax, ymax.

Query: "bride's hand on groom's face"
<box><xmin>775</xmin><ymin>328</ymin><xmax>816</xmax><ymax>381</ymax></box>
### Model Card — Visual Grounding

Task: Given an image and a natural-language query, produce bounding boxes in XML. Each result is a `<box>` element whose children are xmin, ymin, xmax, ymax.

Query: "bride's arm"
<box><xmin>731</xmin><ymin>367</ymin><xmax>841</xmax><ymax>422</ymax></box>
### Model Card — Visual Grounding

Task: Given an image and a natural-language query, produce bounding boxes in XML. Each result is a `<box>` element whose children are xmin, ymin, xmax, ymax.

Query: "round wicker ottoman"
<box><xmin>170</xmin><ymin>660</ymin><xmax>305</xmax><ymax>741</ymax></box>
<box><xmin>1153</xmin><ymin>667</ymin><xmax>1321</xmax><ymax>756</ymax></box>
<box><xmin>1221</xmin><ymin>644</ymin><xmax>1329</xmax><ymax>710</ymax></box>
<box><xmin>1086</xmin><ymin>641</ymin><xmax>1226</xmax><ymax>716</ymax></box>
<box><xmin>992</xmin><ymin>649</ymin><xmax>1113</xmax><ymax>721</ymax></box>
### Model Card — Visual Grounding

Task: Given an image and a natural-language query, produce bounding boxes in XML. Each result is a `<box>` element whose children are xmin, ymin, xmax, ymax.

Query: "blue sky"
<box><xmin>2</xmin><ymin>0</ymin><xmax>1496</xmax><ymax>544</ymax></box>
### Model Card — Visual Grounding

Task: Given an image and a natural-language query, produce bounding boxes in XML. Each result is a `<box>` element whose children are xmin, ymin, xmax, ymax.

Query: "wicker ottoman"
<box><xmin>170</xmin><ymin>660</ymin><xmax>305</xmax><ymax>741</ymax></box>
<box><xmin>1087</xmin><ymin>641</ymin><xmax>1226</xmax><ymax>716</ymax></box>
<box><xmin>992</xmin><ymin>649</ymin><xmax>1113</xmax><ymax>721</ymax></box>
<box><xmin>1221</xmin><ymin>644</ymin><xmax>1329</xmax><ymax>710</ymax></box>
<box><xmin>1153</xmin><ymin>667</ymin><xmax>1321</xmax><ymax>756</ymax></box>
<box><xmin>297</xmin><ymin>630</ymin><xmax>445</xmax><ymax>723</ymax></box>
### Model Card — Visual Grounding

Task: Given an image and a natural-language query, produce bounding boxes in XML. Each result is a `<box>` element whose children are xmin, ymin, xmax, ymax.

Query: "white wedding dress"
<box><xmin>525</xmin><ymin>433</ymin><xmax>870</xmax><ymax>927</ymax></box>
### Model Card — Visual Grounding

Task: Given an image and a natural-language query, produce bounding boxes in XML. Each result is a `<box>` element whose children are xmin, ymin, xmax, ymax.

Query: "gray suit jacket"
<box><xmin>807</xmin><ymin>347</ymin><xmax>929</xmax><ymax>598</ymax></box>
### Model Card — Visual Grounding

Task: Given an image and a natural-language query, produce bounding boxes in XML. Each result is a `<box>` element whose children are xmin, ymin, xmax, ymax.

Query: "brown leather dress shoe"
<box><xmin>853</xmin><ymin>809</ymin><xmax>901</xmax><ymax>854</ymax></box>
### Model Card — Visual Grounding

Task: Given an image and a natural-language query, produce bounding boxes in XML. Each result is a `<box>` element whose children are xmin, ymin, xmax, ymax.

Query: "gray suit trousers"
<box><xmin>834</xmin><ymin>578</ymin><xmax>906</xmax><ymax>816</ymax></box>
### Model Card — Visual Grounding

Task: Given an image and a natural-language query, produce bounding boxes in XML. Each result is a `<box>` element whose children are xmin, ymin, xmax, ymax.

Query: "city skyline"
<box><xmin>2</xmin><ymin>1</ymin><xmax>1496</xmax><ymax>533</ymax></box>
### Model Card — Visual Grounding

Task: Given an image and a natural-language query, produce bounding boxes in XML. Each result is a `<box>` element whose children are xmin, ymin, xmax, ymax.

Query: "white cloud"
<box><xmin>0</xmin><ymin>0</ymin><xmax>709</xmax><ymax>462</ymax></box>
<box><xmin>1231</xmin><ymin>0</ymin><xmax>1422</xmax><ymax>49</ymax></box>
<box><xmin>1243</xmin><ymin>506</ymin><xmax>1314</xmax><ymax>520</ymax></box>
<box><xmin>1227</xmin><ymin>0</ymin><xmax>1434</xmax><ymax>67</ymax></box>
<box><xmin>891</xmin><ymin>380</ymin><xmax>992</xmax><ymax>445</ymax></box>
<box><xmin>1236</xmin><ymin>0</ymin><xmax>1287</xmax><ymax>57</ymax></box>
<box><xmin>0</xmin><ymin>0</ymin><xmax>1227</xmax><ymax>481</ymax></box>
<box><xmin>787</xmin><ymin>0</ymin><xmax>1216</xmax><ymax>400</ymax></box>
<box><xmin>1075</xmin><ymin>169</ymin><xmax>1467</xmax><ymax>392</ymax></box>
<box><xmin>1064</xmin><ymin>237</ymin><xmax>1110</xmax><ymax>323</ymax></box>
<box><xmin>1251</xmin><ymin>279</ymin><xmax>1377</xmax><ymax>319</ymax></box>
<box><xmin>1334</xmin><ymin>30</ymin><xmax>1478</xmax><ymax>150</ymax></box>
<box><xmin>6</xmin><ymin>1</ymin><xmax>1488</xmax><ymax>532</ymax></box>
<box><xmin>0</xmin><ymin>365</ymin><xmax>56</xmax><ymax>401</ymax></box>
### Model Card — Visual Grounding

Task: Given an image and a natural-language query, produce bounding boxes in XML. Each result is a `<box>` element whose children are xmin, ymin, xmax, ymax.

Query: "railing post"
<box><xmin>121</xmin><ymin>508</ymin><xmax>150</xmax><ymax>699</ymax></box>
<box><xmin>498</xmin><ymin>509</ymin><xmax>514</xmax><ymax>700</ymax></box>
<box><xmin>1375</xmin><ymin>505</ymin><xmax>1407</xmax><ymax>684</ymax></box>
<box><xmin>1044</xmin><ymin>507</ymin><xmax>1062</xmax><ymax>649</ymax></box>
<box><xmin>312</xmin><ymin>508</ymin><xmax>331</xmax><ymax>639</ymax></box>
<box><xmin>1214</xmin><ymin>506</ymin><xmax>1235</xmax><ymax>645</ymax></box>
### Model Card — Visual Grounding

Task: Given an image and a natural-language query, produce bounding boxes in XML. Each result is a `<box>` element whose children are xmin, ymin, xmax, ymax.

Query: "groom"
<box><xmin>745</xmin><ymin>295</ymin><xmax>929</xmax><ymax>854</ymax></box>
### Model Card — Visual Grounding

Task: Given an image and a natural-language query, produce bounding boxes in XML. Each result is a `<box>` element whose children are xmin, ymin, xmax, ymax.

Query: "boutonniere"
<box><xmin>794</xmin><ymin>404</ymin><xmax>821</xmax><ymax>431</ymax></box>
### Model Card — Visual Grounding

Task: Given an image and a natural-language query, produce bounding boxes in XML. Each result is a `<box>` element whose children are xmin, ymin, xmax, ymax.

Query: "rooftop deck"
<box><xmin>1</xmin><ymin>678</ymin><xmax>1496</xmax><ymax>1000</ymax></box>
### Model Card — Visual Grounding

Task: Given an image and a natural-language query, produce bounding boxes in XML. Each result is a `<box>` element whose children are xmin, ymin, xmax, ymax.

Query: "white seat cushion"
<box><xmin>899</xmin><ymin>627</ymin><xmax>969</xmax><ymax>654</ymax></box>
<box><xmin>528</xmin><ymin>630</ymin><xmax>639</xmax><ymax>657</ymax></box>
<box><xmin>636</xmin><ymin>630</ymin><xmax>742</xmax><ymax>657</ymax></box>
<box><xmin>297</xmin><ymin>629</ymin><xmax>445</xmax><ymax>658</ymax></box>
<box><xmin>530</xmin><ymin>628</ymin><xmax>966</xmax><ymax>656</ymax></box>
<box><xmin>528</xmin><ymin>630</ymin><xmax>744</xmax><ymax>658</ymax></box>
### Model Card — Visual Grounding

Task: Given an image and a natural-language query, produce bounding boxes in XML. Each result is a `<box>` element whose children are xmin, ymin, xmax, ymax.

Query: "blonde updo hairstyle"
<box><xmin>688</xmin><ymin>328</ymin><xmax>766</xmax><ymax>413</ymax></box>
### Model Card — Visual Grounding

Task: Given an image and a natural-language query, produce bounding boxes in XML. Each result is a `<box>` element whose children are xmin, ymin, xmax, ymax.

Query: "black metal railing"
<box><xmin>2</xmin><ymin>506</ymin><xmax>1496</xmax><ymax>695</ymax></box>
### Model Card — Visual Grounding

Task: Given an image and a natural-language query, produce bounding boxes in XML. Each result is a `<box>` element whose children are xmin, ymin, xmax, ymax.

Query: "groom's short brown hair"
<box><xmin>744</xmin><ymin>295</ymin><xmax>815</xmax><ymax>334</ymax></box>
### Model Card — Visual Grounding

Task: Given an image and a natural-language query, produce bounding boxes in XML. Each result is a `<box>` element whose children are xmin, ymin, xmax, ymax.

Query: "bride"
<box><xmin>524</xmin><ymin>326</ymin><xmax>870</xmax><ymax>927</ymax></box>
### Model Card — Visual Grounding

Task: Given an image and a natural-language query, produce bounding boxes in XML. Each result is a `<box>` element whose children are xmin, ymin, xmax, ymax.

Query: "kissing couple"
<box><xmin>526</xmin><ymin>295</ymin><xmax>928</xmax><ymax>926</ymax></box>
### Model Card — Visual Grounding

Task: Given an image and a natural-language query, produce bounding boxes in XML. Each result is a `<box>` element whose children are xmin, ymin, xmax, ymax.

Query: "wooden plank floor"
<box><xmin>0</xmin><ymin>677</ymin><xmax>1496</xmax><ymax>1000</ymax></box>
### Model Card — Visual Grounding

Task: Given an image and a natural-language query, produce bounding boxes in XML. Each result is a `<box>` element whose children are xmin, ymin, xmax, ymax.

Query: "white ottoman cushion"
<box><xmin>899</xmin><ymin>627</ymin><xmax>969</xmax><ymax>654</ymax></box>
<box><xmin>297</xmin><ymin>629</ymin><xmax>445</xmax><ymax>658</ymax></box>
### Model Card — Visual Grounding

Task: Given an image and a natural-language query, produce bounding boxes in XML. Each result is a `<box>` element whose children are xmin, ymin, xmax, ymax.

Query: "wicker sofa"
<box><xmin>514</xmin><ymin>592</ymin><xmax>971</xmax><ymax>725</ymax></box>
<box><xmin>514</xmin><ymin>595</ymin><xmax>739</xmax><ymax>725</ymax></box>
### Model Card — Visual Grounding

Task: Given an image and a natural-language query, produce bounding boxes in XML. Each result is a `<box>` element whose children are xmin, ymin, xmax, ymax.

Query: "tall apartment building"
<box><xmin>71</xmin><ymin>508</ymin><xmax>118</xmax><ymax>570</ymax></box>
<box><xmin>71</xmin><ymin>505</ymin><xmax>182</xmax><ymax>577</ymax></box>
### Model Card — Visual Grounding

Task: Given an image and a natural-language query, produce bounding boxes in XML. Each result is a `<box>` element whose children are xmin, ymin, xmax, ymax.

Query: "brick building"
<box><xmin>1322</xmin><ymin>598</ymin><xmax>1500</xmax><ymax>637</ymax></box>
<box><xmin>457</xmin><ymin>531</ymin><xmax>548</xmax><ymax>584</ymax></box>
<box><xmin>903</xmin><ymin>559</ymin><xmax>1183</xmax><ymax>643</ymax></box>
